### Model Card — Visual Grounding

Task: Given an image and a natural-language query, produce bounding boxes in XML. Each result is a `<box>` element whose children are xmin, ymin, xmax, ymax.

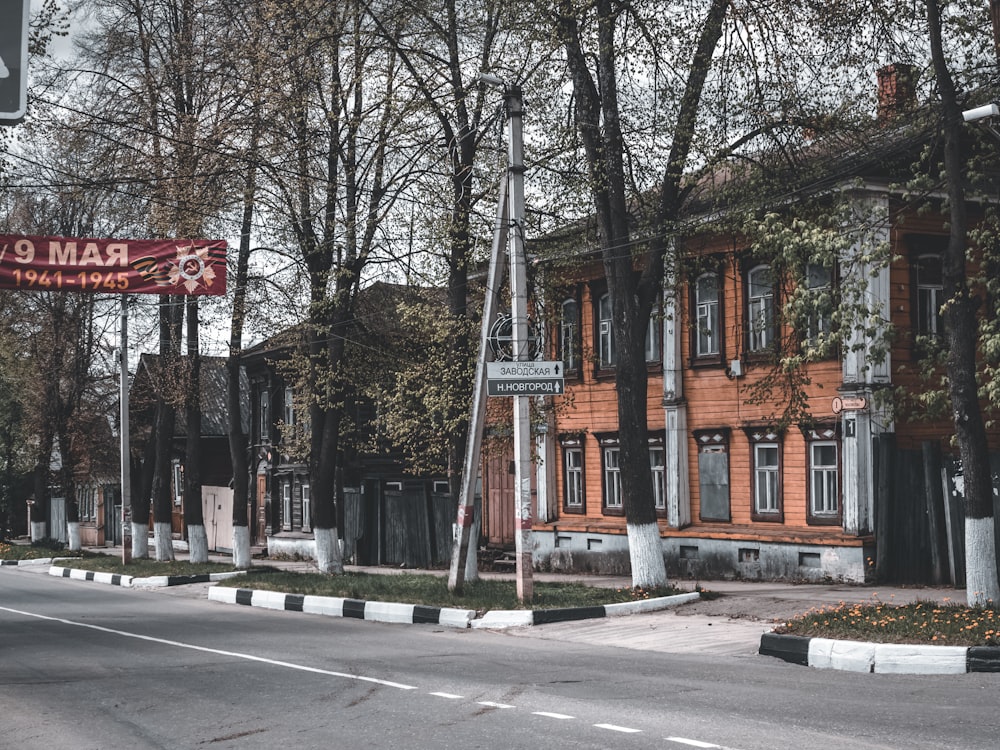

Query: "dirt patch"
<box><xmin>675</xmin><ymin>594</ymin><xmax>821</xmax><ymax>624</ymax></box>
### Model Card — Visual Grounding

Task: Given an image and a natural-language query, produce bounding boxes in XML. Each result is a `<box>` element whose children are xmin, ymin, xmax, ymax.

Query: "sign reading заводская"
<box><xmin>0</xmin><ymin>233</ymin><xmax>227</xmax><ymax>296</ymax></box>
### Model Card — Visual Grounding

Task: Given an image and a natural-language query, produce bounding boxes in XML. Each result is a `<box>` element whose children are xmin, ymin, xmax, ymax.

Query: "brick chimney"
<box><xmin>877</xmin><ymin>63</ymin><xmax>918</xmax><ymax>124</ymax></box>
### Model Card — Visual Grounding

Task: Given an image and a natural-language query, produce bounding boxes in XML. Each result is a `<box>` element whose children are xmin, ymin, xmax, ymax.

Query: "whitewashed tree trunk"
<box><xmin>187</xmin><ymin>524</ymin><xmax>208</xmax><ymax>563</ymax></box>
<box><xmin>965</xmin><ymin>517</ymin><xmax>1000</xmax><ymax>606</ymax></box>
<box><xmin>232</xmin><ymin>525</ymin><xmax>251</xmax><ymax>569</ymax></box>
<box><xmin>315</xmin><ymin>527</ymin><xmax>343</xmax><ymax>574</ymax></box>
<box><xmin>154</xmin><ymin>521</ymin><xmax>175</xmax><ymax>561</ymax></box>
<box><xmin>131</xmin><ymin>522</ymin><xmax>149</xmax><ymax>558</ymax></box>
<box><xmin>627</xmin><ymin>522</ymin><xmax>668</xmax><ymax>589</ymax></box>
<box><xmin>67</xmin><ymin>521</ymin><xmax>81</xmax><ymax>551</ymax></box>
<box><xmin>30</xmin><ymin>521</ymin><xmax>46</xmax><ymax>542</ymax></box>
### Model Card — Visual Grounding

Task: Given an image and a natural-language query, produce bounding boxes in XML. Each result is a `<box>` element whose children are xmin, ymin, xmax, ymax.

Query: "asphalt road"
<box><xmin>2</xmin><ymin>566</ymin><xmax>998</xmax><ymax>750</ymax></box>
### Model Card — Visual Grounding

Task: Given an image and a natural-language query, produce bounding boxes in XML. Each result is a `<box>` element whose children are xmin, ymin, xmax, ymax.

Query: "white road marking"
<box><xmin>0</xmin><ymin>605</ymin><xmax>417</xmax><ymax>691</ymax></box>
<box><xmin>1</xmin><ymin>605</ymin><xmax>741</xmax><ymax>748</ymax></box>
<box><xmin>665</xmin><ymin>738</ymin><xmax>728</xmax><ymax>749</ymax></box>
<box><xmin>533</xmin><ymin>711</ymin><xmax>575</xmax><ymax>720</ymax></box>
<box><xmin>595</xmin><ymin>723</ymin><xmax>641</xmax><ymax>733</ymax></box>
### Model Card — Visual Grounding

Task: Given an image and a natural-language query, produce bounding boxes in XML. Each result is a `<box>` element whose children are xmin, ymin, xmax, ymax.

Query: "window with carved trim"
<box><xmin>560</xmin><ymin>297</ymin><xmax>581</xmax><ymax>373</ymax></box>
<box><xmin>648</xmin><ymin>436</ymin><xmax>666</xmax><ymax>513</ymax></box>
<box><xmin>745</xmin><ymin>427</ymin><xmax>783</xmax><ymax>521</ymax></box>
<box><xmin>746</xmin><ymin>264</ymin><xmax>776</xmax><ymax>353</ymax></box>
<box><xmin>694</xmin><ymin>272</ymin><xmax>720</xmax><ymax>358</ymax></box>
<box><xmin>597</xmin><ymin>434</ymin><xmax>623</xmax><ymax>514</ymax></box>
<box><xmin>915</xmin><ymin>253</ymin><xmax>943</xmax><ymax>336</ymax></box>
<box><xmin>560</xmin><ymin>435</ymin><xmax>585</xmax><ymax>514</ymax></box>
<box><xmin>695</xmin><ymin>429</ymin><xmax>730</xmax><ymax>521</ymax></box>
<box><xmin>598</xmin><ymin>293</ymin><xmax>614</xmax><ymax>368</ymax></box>
<box><xmin>804</xmin><ymin>425</ymin><xmax>840</xmax><ymax>524</ymax></box>
<box><xmin>301</xmin><ymin>482</ymin><xmax>312</xmax><ymax>532</ymax></box>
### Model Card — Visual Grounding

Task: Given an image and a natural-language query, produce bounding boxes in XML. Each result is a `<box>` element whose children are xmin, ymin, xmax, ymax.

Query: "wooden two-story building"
<box><xmin>493</xmin><ymin>78</ymin><xmax>1000</xmax><ymax>585</ymax></box>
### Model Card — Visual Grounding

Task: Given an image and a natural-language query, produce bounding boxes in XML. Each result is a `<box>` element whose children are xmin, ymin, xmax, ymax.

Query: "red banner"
<box><xmin>0</xmin><ymin>234</ymin><xmax>227</xmax><ymax>296</ymax></box>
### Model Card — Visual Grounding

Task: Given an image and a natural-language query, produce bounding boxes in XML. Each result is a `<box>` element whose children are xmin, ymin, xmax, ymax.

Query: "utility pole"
<box><xmin>453</xmin><ymin>75</ymin><xmax>534</xmax><ymax>602</ymax></box>
<box><xmin>120</xmin><ymin>296</ymin><xmax>132</xmax><ymax>563</ymax></box>
<box><xmin>497</xmin><ymin>79</ymin><xmax>534</xmax><ymax>603</ymax></box>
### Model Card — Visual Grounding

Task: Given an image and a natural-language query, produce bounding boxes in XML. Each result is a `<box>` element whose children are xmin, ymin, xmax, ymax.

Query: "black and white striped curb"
<box><xmin>48</xmin><ymin>565</ymin><xmax>247</xmax><ymax>588</ymax></box>
<box><xmin>760</xmin><ymin>632</ymin><xmax>1000</xmax><ymax>674</ymax></box>
<box><xmin>207</xmin><ymin>587</ymin><xmax>700</xmax><ymax>629</ymax></box>
<box><xmin>208</xmin><ymin>586</ymin><xmax>476</xmax><ymax>628</ymax></box>
<box><xmin>470</xmin><ymin>591</ymin><xmax>701</xmax><ymax>629</ymax></box>
<box><xmin>1</xmin><ymin>557</ymin><xmax>57</xmax><ymax>566</ymax></box>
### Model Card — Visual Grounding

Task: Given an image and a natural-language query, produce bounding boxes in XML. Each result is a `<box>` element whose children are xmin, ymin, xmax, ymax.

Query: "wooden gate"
<box><xmin>874</xmin><ymin>437</ymin><xmax>1000</xmax><ymax>586</ymax></box>
<box><xmin>483</xmin><ymin>451</ymin><xmax>516</xmax><ymax>548</ymax></box>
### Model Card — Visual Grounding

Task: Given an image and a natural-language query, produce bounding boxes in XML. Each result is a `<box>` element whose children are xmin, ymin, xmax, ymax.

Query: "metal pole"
<box><xmin>447</xmin><ymin>182</ymin><xmax>509</xmax><ymax>593</ymax></box>
<box><xmin>505</xmin><ymin>84</ymin><xmax>534</xmax><ymax>603</ymax></box>
<box><xmin>120</xmin><ymin>296</ymin><xmax>132</xmax><ymax>563</ymax></box>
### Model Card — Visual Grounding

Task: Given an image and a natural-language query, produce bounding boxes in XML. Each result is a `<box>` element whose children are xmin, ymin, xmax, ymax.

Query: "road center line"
<box><xmin>430</xmin><ymin>692</ymin><xmax>464</xmax><ymax>699</ymax></box>
<box><xmin>533</xmin><ymin>711</ymin><xmax>575</xmax><ymax>720</ymax></box>
<box><xmin>665</xmin><ymin>737</ymin><xmax>728</xmax><ymax>749</ymax></box>
<box><xmin>0</xmin><ymin>605</ymin><xmax>418</xmax><ymax>691</ymax></box>
<box><xmin>595</xmin><ymin>723</ymin><xmax>641</xmax><ymax>733</ymax></box>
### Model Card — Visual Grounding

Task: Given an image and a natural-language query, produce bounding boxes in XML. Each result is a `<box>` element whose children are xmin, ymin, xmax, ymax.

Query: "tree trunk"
<box><xmin>151</xmin><ymin>296</ymin><xmax>182</xmax><ymax>562</ymax></box>
<box><xmin>926</xmin><ymin>0</ymin><xmax>1000</xmax><ymax>605</ymax></box>
<box><xmin>184</xmin><ymin>296</ymin><xmax>207</xmax><ymax>563</ymax></box>
<box><xmin>227</xmin><ymin>120</ymin><xmax>258</xmax><ymax>569</ymax></box>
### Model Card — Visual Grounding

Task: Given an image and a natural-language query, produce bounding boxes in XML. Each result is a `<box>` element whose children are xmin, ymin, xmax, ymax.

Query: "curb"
<box><xmin>207</xmin><ymin>586</ymin><xmax>476</xmax><ymax>628</ymax></box>
<box><xmin>1</xmin><ymin>557</ymin><xmax>55</xmax><ymax>566</ymax></box>
<box><xmin>47</xmin><ymin>565</ymin><xmax>247</xmax><ymax>588</ymax></box>
<box><xmin>471</xmin><ymin>591</ymin><xmax>701</xmax><ymax>630</ymax></box>
<box><xmin>760</xmin><ymin>632</ymin><xmax>1000</xmax><ymax>674</ymax></box>
<box><xmin>50</xmin><ymin>565</ymin><xmax>133</xmax><ymax>587</ymax></box>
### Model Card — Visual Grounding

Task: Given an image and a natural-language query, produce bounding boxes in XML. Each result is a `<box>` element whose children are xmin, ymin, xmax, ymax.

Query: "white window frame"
<box><xmin>695</xmin><ymin>272</ymin><xmax>720</xmax><ymax>357</ymax></box>
<box><xmin>649</xmin><ymin>444</ymin><xmax>666</xmax><ymax>511</ymax></box>
<box><xmin>283</xmin><ymin>385</ymin><xmax>294</xmax><ymax>426</ymax></box>
<box><xmin>172</xmin><ymin>461</ymin><xmax>184</xmax><ymax>506</ymax></box>
<box><xmin>598</xmin><ymin>293</ymin><xmax>614</xmax><ymax>368</ymax></box>
<box><xmin>259</xmin><ymin>388</ymin><xmax>270</xmax><ymax>442</ymax></box>
<box><xmin>753</xmin><ymin>443</ymin><xmax>780</xmax><ymax>514</ymax></box>
<box><xmin>603</xmin><ymin>445</ymin><xmax>622</xmax><ymax>510</ymax></box>
<box><xmin>806</xmin><ymin>263</ymin><xmax>833</xmax><ymax>343</ymax></box>
<box><xmin>916</xmin><ymin>253</ymin><xmax>943</xmax><ymax>336</ymax></box>
<box><xmin>301</xmin><ymin>482</ymin><xmax>311</xmax><ymax>532</ymax></box>
<box><xmin>561</xmin><ymin>298</ymin><xmax>580</xmax><ymax>371</ymax></box>
<box><xmin>747</xmin><ymin>265</ymin><xmax>775</xmax><ymax>352</ymax></box>
<box><xmin>645</xmin><ymin>305</ymin><xmax>661</xmax><ymax>363</ymax></box>
<box><xmin>282</xmin><ymin>481</ymin><xmax>292</xmax><ymax>531</ymax></box>
<box><xmin>809</xmin><ymin>441</ymin><xmax>839</xmax><ymax>516</ymax></box>
<box><xmin>564</xmin><ymin>446</ymin><xmax>584</xmax><ymax>510</ymax></box>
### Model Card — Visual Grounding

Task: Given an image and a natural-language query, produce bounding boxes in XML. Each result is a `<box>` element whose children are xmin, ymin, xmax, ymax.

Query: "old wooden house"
<box><xmin>244</xmin><ymin>282</ymin><xmax>453</xmax><ymax>567</ymax></box>
<box><xmin>482</xmin><ymin>66</ymin><xmax>1000</xmax><ymax>585</ymax></box>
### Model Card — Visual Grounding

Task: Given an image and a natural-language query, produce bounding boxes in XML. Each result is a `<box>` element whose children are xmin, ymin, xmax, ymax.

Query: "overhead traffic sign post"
<box><xmin>0</xmin><ymin>0</ymin><xmax>30</xmax><ymax>123</ymax></box>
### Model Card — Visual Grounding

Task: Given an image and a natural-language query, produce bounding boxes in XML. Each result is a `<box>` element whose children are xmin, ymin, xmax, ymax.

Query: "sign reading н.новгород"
<box><xmin>486</xmin><ymin>361</ymin><xmax>564</xmax><ymax>397</ymax></box>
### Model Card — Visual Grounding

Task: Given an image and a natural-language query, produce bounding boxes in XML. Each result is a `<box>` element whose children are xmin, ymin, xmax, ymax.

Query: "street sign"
<box><xmin>0</xmin><ymin>0</ymin><xmax>30</xmax><ymax>123</ymax></box>
<box><xmin>832</xmin><ymin>396</ymin><xmax>868</xmax><ymax>414</ymax></box>
<box><xmin>486</xmin><ymin>360</ymin><xmax>564</xmax><ymax>397</ymax></box>
<box><xmin>487</xmin><ymin>360</ymin><xmax>563</xmax><ymax>379</ymax></box>
<box><xmin>487</xmin><ymin>378</ymin><xmax>564</xmax><ymax>396</ymax></box>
